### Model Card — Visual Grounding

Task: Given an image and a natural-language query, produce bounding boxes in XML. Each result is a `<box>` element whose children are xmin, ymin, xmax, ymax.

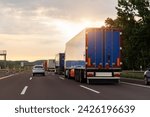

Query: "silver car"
<box><xmin>32</xmin><ymin>65</ymin><xmax>45</xmax><ymax>76</ymax></box>
<box><xmin>144</xmin><ymin>68</ymin><xmax>150</xmax><ymax>85</ymax></box>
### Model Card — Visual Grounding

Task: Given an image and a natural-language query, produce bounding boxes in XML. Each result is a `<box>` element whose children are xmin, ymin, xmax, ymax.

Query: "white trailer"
<box><xmin>47</xmin><ymin>59</ymin><xmax>55</xmax><ymax>72</ymax></box>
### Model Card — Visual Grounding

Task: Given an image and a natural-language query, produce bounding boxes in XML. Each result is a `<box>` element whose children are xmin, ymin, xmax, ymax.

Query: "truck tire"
<box><xmin>87</xmin><ymin>79</ymin><xmax>90</xmax><ymax>84</ymax></box>
<box><xmin>116</xmin><ymin>79</ymin><xmax>120</xmax><ymax>84</ymax></box>
<box><xmin>79</xmin><ymin>70</ymin><xmax>86</xmax><ymax>83</ymax></box>
<box><xmin>75</xmin><ymin>69</ymin><xmax>80</xmax><ymax>82</ymax></box>
<box><xmin>74</xmin><ymin>70</ymin><xmax>78</xmax><ymax>81</ymax></box>
<box><xmin>67</xmin><ymin>70</ymin><xmax>70</xmax><ymax>79</ymax></box>
<box><xmin>79</xmin><ymin>77</ymin><xmax>83</xmax><ymax>83</ymax></box>
<box><xmin>79</xmin><ymin>70</ymin><xmax>83</xmax><ymax>83</ymax></box>
<box><xmin>64</xmin><ymin>74</ymin><xmax>67</xmax><ymax>78</ymax></box>
<box><xmin>64</xmin><ymin>70</ymin><xmax>67</xmax><ymax>78</ymax></box>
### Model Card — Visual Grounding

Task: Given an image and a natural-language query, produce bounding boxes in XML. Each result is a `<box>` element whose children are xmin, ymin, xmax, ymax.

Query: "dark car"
<box><xmin>144</xmin><ymin>68</ymin><xmax>150</xmax><ymax>85</ymax></box>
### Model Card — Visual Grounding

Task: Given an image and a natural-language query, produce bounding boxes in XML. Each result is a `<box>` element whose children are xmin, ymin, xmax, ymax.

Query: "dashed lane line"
<box><xmin>20</xmin><ymin>86</ymin><xmax>28</xmax><ymax>95</ymax></box>
<box><xmin>80</xmin><ymin>85</ymin><xmax>100</xmax><ymax>94</ymax></box>
<box><xmin>121</xmin><ymin>82</ymin><xmax>150</xmax><ymax>89</ymax></box>
<box><xmin>30</xmin><ymin>77</ymin><xmax>32</xmax><ymax>80</ymax></box>
<box><xmin>59</xmin><ymin>76</ymin><xmax>65</xmax><ymax>80</ymax></box>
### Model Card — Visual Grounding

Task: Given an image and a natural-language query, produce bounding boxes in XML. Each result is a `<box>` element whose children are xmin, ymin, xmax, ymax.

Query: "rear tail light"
<box><xmin>117</xmin><ymin>58</ymin><xmax>120</xmax><ymax>67</ymax></box>
<box><xmin>87</xmin><ymin>72</ymin><xmax>94</xmax><ymax>77</ymax></box>
<box><xmin>120</xmin><ymin>62</ymin><xmax>123</xmax><ymax>65</ymax></box>
<box><xmin>114</xmin><ymin>72</ymin><xmax>121</xmax><ymax>77</ymax></box>
<box><xmin>98</xmin><ymin>63</ymin><xmax>103</xmax><ymax>69</ymax></box>
<box><xmin>105</xmin><ymin>63</ymin><xmax>110</xmax><ymax>69</ymax></box>
<box><xmin>70</xmin><ymin>69</ymin><xmax>75</xmax><ymax>77</ymax></box>
<box><xmin>87</xmin><ymin>57</ymin><xmax>91</xmax><ymax>66</ymax></box>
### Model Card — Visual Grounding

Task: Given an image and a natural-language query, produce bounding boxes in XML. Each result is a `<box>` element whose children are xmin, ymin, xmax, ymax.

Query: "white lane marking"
<box><xmin>121</xmin><ymin>82</ymin><xmax>150</xmax><ymax>89</ymax></box>
<box><xmin>30</xmin><ymin>77</ymin><xmax>32</xmax><ymax>80</ymax></box>
<box><xmin>20</xmin><ymin>86</ymin><xmax>28</xmax><ymax>95</ymax></box>
<box><xmin>80</xmin><ymin>85</ymin><xmax>100</xmax><ymax>94</ymax></box>
<box><xmin>0</xmin><ymin>74</ymin><xmax>15</xmax><ymax>80</ymax></box>
<box><xmin>59</xmin><ymin>76</ymin><xmax>65</xmax><ymax>80</ymax></box>
<box><xmin>121</xmin><ymin>77</ymin><xmax>143</xmax><ymax>81</ymax></box>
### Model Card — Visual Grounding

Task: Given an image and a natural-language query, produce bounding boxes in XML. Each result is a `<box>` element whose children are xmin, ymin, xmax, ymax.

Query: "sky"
<box><xmin>0</xmin><ymin>0</ymin><xmax>118</xmax><ymax>61</ymax></box>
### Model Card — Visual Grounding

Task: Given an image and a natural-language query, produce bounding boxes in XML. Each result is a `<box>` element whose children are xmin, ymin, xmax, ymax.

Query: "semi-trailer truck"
<box><xmin>55</xmin><ymin>53</ymin><xmax>65</xmax><ymax>75</ymax></box>
<box><xmin>64</xmin><ymin>28</ymin><xmax>122</xmax><ymax>84</ymax></box>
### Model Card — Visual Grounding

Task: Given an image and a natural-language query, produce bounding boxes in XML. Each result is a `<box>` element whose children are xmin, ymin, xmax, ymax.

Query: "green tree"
<box><xmin>105</xmin><ymin>0</ymin><xmax>150</xmax><ymax>70</ymax></box>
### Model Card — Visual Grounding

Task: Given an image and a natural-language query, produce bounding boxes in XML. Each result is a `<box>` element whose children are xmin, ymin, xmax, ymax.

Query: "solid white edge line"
<box><xmin>59</xmin><ymin>76</ymin><xmax>65</xmax><ymax>80</ymax></box>
<box><xmin>20</xmin><ymin>86</ymin><xmax>28</xmax><ymax>95</ymax></box>
<box><xmin>0</xmin><ymin>74</ymin><xmax>15</xmax><ymax>80</ymax></box>
<box><xmin>80</xmin><ymin>85</ymin><xmax>100</xmax><ymax>94</ymax></box>
<box><xmin>121</xmin><ymin>82</ymin><xmax>150</xmax><ymax>89</ymax></box>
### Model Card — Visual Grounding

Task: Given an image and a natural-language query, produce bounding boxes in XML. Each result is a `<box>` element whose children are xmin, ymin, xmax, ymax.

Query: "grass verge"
<box><xmin>121</xmin><ymin>71</ymin><xmax>144</xmax><ymax>80</ymax></box>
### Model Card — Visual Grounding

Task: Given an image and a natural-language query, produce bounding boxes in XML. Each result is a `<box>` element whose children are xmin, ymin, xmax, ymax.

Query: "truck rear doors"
<box><xmin>86</xmin><ymin>28</ymin><xmax>121</xmax><ymax>69</ymax></box>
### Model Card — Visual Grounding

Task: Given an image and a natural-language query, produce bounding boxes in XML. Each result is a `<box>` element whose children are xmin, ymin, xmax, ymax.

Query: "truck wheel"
<box><xmin>64</xmin><ymin>70</ymin><xmax>67</xmax><ymax>78</ymax></box>
<box><xmin>67</xmin><ymin>74</ymin><xmax>70</xmax><ymax>79</ymax></box>
<box><xmin>79</xmin><ymin>70</ymin><xmax>85</xmax><ymax>83</ymax></box>
<box><xmin>117</xmin><ymin>79</ymin><xmax>120</xmax><ymax>84</ymax></box>
<box><xmin>66</xmin><ymin>70</ymin><xmax>70</xmax><ymax>79</ymax></box>
<box><xmin>67</xmin><ymin>70</ymin><xmax>70</xmax><ymax>79</ymax></box>
<box><xmin>75</xmin><ymin>70</ymin><xmax>79</xmax><ymax>82</ymax></box>
<box><xmin>79</xmin><ymin>77</ymin><xmax>83</xmax><ymax>83</ymax></box>
<box><xmin>87</xmin><ymin>79</ymin><xmax>90</xmax><ymax>84</ymax></box>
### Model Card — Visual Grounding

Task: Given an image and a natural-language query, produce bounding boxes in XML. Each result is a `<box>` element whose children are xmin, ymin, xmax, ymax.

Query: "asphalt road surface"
<box><xmin>0</xmin><ymin>72</ymin><xmax>150</xmax><ymax>100</ymax></box>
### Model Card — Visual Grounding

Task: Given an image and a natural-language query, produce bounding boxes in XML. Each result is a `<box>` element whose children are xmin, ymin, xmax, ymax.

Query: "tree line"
<box><xmin>105</xmin><ymin>0</ymin><xmax>150</xmax><ymax>70</ymax></box>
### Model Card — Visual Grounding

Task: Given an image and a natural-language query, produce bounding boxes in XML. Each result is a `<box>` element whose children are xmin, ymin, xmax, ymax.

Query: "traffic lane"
<box><xmin>0</xmin><ymin>72</ymin><xmax>32</xmax><ymax>100</ymax></box>
<box><xmin>22</xmin><ymin>73</ymin><xmax>150</xmax><ymax>100</ymax></box>
<box><xmin>53</xmin><ymin>75</ymin><xmax>150</xmax><ymax>100</ymax></box>
<box><xmin>4</xmin><ymin>72</ymin><xmax>149</xmax><ymax>100</ymax></box>
<box><xmin>21</xmin><ymin>73</ymin><xmax>102</xmax><ymax>100</ymax></box>
<box><xmin>82</xmin><ymin>81</ymin><xmax>150</xmax><ymax>100</ymax></box>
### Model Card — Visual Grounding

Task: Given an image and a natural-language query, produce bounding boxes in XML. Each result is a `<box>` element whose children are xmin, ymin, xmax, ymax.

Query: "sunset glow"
<box><xmin>0</xmin><ymin>0</ymin><xmax>117</xmax><ymax>61</ymax></box>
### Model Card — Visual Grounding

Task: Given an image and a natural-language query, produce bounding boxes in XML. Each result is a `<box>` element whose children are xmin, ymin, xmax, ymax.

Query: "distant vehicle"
<box><xmin>55</xmin><ymin>53</ymin><xmax>65</xmax><ymax>75</ymax></box>
<box><xmin>144</xmin><ymin>68</ymin><xmax>150</xmax><ymax>85</ymax></box>
<box><xmin>47</xmin><ymin>59</ymin><xmax>55</xmax><ymax>72</ymax></box>
<box><xmin>32</xmin><ymin>65</ymin><xmax>45</xmax><ymax>76</ymax></box>
<box><xmin>65</xmin><ymin>28</ymin><xmax>122</xmax><ymax>84</ymax></box>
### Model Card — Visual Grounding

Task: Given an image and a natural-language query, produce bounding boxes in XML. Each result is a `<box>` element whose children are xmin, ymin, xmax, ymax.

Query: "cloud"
<box><xmin>0</xmin><ymin>0</ymin><xmax>118</xmax><ymax>20</ymax></box>
<box><xmin>0</xmin><ymin>0</ymin><xmax>118</xmax><ymax>35</ymax></box>
<box><xmin>0</xmin><ymin>0</ymin><xmax>118</xmax><ymax>61</ymax></box>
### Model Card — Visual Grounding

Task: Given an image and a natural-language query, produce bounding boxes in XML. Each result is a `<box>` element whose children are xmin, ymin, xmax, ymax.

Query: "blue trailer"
<box><xmin>65</xmin><ymin>28</ymin><xmax>122</xmax><ymax>84</ymax></box>
<box><xmin>55</xmin><ymin>53</ymin><xmax>65</xmax><ymax>75</ymax></box>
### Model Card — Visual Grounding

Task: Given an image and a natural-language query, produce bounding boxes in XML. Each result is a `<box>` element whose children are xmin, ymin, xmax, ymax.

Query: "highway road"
<box><xmin>0</xmin><ymin>72</ymin><xmax>150</xmax><ymax>100</ymax></box>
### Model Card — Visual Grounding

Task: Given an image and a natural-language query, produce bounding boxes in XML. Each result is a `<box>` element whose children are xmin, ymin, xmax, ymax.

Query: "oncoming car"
<box><xmin>144</xmin><ymin>68</ymin><xmax>150</xmax><ymax>85</ymax></box>
<box><xmin>32</xmin><ymin>65</ymin><xmax>45</xmax><ymax>76</ymax></box>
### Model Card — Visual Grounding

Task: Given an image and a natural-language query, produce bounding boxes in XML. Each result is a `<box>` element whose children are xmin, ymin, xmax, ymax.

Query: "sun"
<box><xmin>54</xmin><ymin>19</ymin><xmax>105</xmax><ymax>40</ymax></box>
<box><xmin>81</xmin><ymin>19</ymin><xmax>105</xmax><ymax>28</ymax></box>
<box><xmin>40</xmin><ymin>18</ymin><xmax>105</xmax><ymax>42</ymax></box>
